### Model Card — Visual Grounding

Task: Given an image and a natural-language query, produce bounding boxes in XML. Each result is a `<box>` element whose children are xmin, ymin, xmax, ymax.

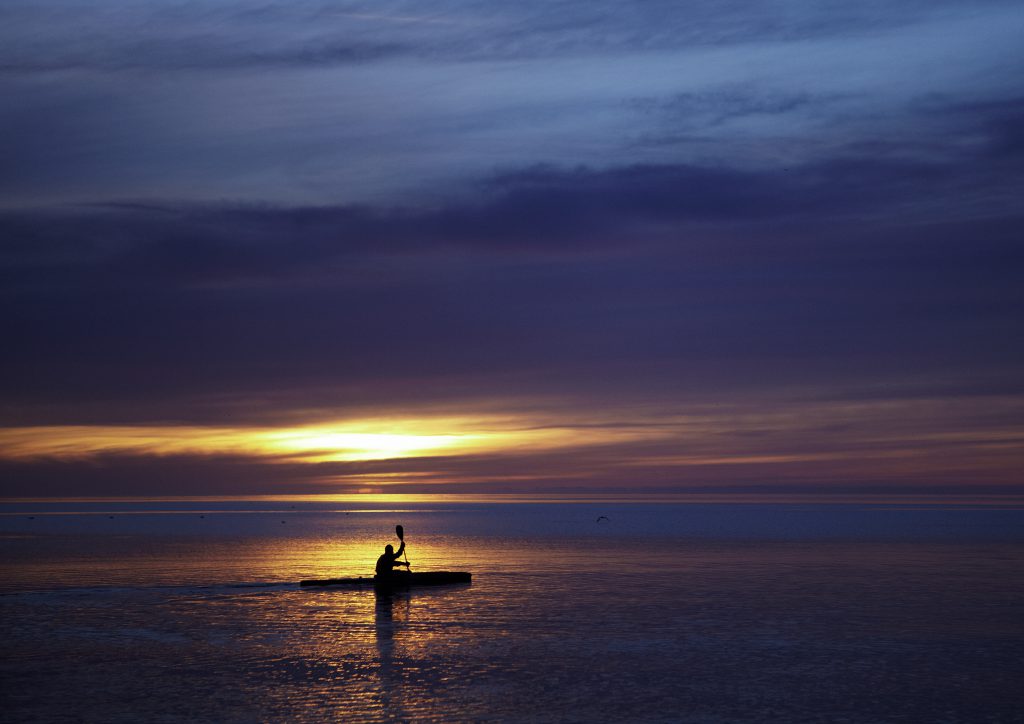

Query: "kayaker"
<box><xmin>375</xmin><ymin>542</ymin><xmax>410</xmax><ymax>577</ymax></box>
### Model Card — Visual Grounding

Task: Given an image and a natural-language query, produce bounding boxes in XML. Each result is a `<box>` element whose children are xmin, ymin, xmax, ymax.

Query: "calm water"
<box><xmin>2</xmin><ymin>499</ymin><xmax>1023</xmax><ymax>723</ymax></box>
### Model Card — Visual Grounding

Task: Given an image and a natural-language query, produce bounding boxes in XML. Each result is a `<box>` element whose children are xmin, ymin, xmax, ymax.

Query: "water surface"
<box><xmin>2</xmin><ymin>499</ymin><xmax>1023</xmax><ymax>722</ymax></box>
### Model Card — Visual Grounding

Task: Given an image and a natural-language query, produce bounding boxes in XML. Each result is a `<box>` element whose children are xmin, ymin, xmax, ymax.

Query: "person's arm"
<box><xmin>396</xmin><ymin>540</ymin><xmax>405</xmax><ymax>557</ymax></box>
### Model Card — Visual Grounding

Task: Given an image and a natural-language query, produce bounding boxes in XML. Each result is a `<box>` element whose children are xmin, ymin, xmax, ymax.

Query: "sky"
<box><xmin>1</xmin><ymin>0</ymin><xmax>1023</xmax><ymax>498</ymax></box>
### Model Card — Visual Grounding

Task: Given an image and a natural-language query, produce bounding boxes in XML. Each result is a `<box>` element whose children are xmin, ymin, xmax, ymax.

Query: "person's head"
<box><xmin>384</xmin><ymin>544</ymin><xmax>394</xmax><ymax>554</ymax></box>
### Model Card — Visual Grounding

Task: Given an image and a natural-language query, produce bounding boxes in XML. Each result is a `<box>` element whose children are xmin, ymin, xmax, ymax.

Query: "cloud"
<box><xmin>2</xmin><ymin>0</ymin><xmax>1014</xmax><ymax>73</ymax></box>
<box><xmin>4</xmin><ymin>101</ymin><xmax>1022</xmax><ymax>290</ymax></box>
<box><xmin>2</xmin><ymin>394</ymin><xmax>1022</xmax><ymax>496</ymax></box>
<box><xmin>2</xmin><ymin>1</ymin><xmax>1021</xmax><ymax>209</ymax></box>
<box><xmin>1</xmin><ymin>136</ymin><xmax>1022</xmax><ymax>433</ymax></box>
<box><xmin>2</xmin><ymin>0</ymin><xmax>1023</xmax><ymax>496</ymax></box>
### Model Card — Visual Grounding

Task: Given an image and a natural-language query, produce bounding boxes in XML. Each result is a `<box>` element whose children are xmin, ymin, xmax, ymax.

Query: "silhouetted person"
<box><xmin>375</xmin><ymin>542</ymin><xmax>409</xmax><ymax>578</ymax></box>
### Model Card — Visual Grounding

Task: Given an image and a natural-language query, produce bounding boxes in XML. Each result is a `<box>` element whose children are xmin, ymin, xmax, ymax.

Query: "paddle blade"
<box><xmin>396</xmin><ymin>524</ymin><xmax>404</xmax><ymax>540</ymax></box>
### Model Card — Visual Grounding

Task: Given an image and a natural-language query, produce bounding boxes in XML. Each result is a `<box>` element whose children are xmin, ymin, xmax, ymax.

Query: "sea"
<box><xmin>2</xmin><ymin>496</ymin><xmax>1023</xmax><ymax>723</ymax></box>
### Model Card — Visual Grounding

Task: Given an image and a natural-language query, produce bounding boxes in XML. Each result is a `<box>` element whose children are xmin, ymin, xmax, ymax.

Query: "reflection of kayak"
<box><xmin>299</xmin><ymin>571</ymin><xmax>472</xmax><ymax>588</ymax></box>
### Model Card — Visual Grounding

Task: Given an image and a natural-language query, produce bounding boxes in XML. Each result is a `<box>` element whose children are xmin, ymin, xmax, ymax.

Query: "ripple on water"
<box><xmin>3</xmin><ymin>511</ymin><xmax>1024</xmax><ymax>722</ymax></box>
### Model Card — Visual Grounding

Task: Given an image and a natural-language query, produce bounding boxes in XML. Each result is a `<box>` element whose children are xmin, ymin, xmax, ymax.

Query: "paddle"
<box><xmin>396</xmin><ymin>524</ymin><xmax>410</xmax><ymax>568</ymax></box>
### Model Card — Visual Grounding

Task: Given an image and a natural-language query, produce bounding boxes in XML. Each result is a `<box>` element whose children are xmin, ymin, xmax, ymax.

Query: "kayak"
<box><xmin>299</xmin><ymin>571</ymin><xmax>472</xmax><ymax>588</ymax></box>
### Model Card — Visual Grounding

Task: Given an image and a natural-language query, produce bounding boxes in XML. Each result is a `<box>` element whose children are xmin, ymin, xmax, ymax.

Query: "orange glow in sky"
<box><xmin>0</xmin><ymin>415</ymin><xmax>658</xmax><ymax>463</ymax></box>
<box><xmin>1</xmin><ymin>397</ymin><xmax>1022</xmax><ymax>497</ymax></box>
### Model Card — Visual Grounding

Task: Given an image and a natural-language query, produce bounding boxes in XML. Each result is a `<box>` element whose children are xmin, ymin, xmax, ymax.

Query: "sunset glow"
<box><xmin>2</xmin><ymin>394</ymin><xmax>1022</xmax><ymax>498</ymax></box>
<box><xmin>0</xmin><ymin>415</ymin><xmax>658</xmax><ymax>464</ymax></box>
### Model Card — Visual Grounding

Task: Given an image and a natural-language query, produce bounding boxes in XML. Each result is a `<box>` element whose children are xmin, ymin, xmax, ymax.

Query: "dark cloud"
<box><xmin>0</xmin><ymin>453</ymin><xmax>320</xmax><ymax>497</ymax></box>
<box><xmin>948</xmin><ymin>96</ymin><xmax>1024</xmax><ymax>160</ymax></box>
<box><xmin>0</xmin><ymin>40</ymin><xmax>405</xmax><ymax>74</ymax></box>
<box><xmin>627</xmin><ymin>87</ymin><xmax>846</xmax><ymax>131</ymax></box>
<box><xmin>1</xmin><ymin>132</ymin><xmax>1022</xmax><ymax>430</ymax></box>
<box><xmin>6</xmin><ymin>99</ymin><xmax>1021</xmax><ymax>287</ymax></box>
